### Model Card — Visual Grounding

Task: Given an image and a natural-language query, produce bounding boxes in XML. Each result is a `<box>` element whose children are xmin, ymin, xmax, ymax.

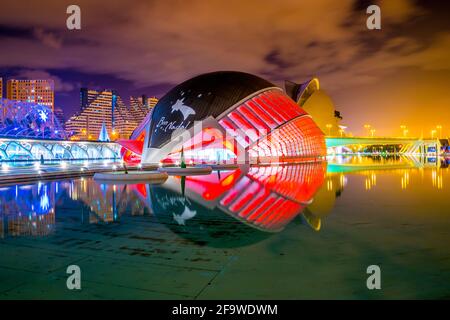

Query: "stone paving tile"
<box><xmin>94</xmin><ymin>235</ymin><xmax>235</xmax><ymax>272</ymax></box>
<box><xmin>0</xmin><ymin>267</ymin><xmax>40</xmax><ymax>294</ymax></box>
<box><xmin>0</xmin><ymin>243</ymin><xmax>86</xmax><ymax>274</ymax></box>
<box><xmin>0</xmin><ymin>273</ymin><xmax>188</xmax><ymax>300</ymax></box>
<box><xmin>71</xmin><ymin>255</ymin><xmax>218</xmax><ymax>298</ymax></box>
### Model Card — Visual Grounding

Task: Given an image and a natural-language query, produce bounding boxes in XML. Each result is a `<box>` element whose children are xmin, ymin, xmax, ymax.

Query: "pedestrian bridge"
<box><xmin>0</xmin><ymin>137</ymin><xmax>121</xmax><ymax>162</ymax></box>
<box><xmin>326</xmin><ymin>137</ymin><xmax>441</xmax><ymax>154</ymax></box>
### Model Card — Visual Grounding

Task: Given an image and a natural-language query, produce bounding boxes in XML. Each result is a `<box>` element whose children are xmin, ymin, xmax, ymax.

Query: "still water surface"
<box><xmin>0</xmin><ymin>156</ymin><xmax>449</xmax><ymax>299</ymax></box>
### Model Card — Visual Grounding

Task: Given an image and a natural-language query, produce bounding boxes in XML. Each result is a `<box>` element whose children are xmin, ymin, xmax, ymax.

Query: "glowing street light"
<box><xmin>436</xmin><ymin>125</ymin><xmax>442</xmax><ymax>138</ymax></box>
<box><xmin>325</xmin><ymin>124</ymin><xmax>332</xmax><ymax>136</ymax></box>
<box><xmin>364</xmin><ymin>124</ymin><xmax>371</xmax><ymax>136</ymax></box>
<box><xmin>403</xmin><ymin>129</ymin><xmax>409</xmax><ymax>137</ymax></box>
<box><xmin>370</xmin><ymin>129</ymin><xmax>376</xmax><ymax>137</ymax></box>
<box><xmin>431</xmin><ymin>129</ymin><xmax>437</xmax><ymax>139</ymax></box>
<box><xmin>400</xmin><ymin>125</ymin><xmax>408</xmax><ymax>137</ymax></box>
<box><xmin>338</xmin><ymin>125</ymin><xmax>347</xmax><ymax>137</ymax></box>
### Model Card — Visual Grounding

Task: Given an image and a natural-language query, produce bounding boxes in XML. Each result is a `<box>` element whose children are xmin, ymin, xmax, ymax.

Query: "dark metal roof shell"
<box><xmin>149</xmin><ymin>71</ymin><xmax>276</xmax><ymax>148</ymax></box>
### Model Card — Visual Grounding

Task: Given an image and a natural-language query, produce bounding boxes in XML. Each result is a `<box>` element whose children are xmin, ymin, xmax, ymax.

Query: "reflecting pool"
<box><xmin>1</xmin><ymin>156</ymin><xmax>450</xmax><ymax>299</ymax></box>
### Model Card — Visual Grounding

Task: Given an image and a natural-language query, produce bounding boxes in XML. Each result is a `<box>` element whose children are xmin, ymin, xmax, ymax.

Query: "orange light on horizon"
<box><xmin>431</xmin><ymin>129</ymin><xmax>437</xmax><ymax>139</ymax></box>
<box><xmin>326</xmin><ymin>123</ymin><xmax>332</xmax><ymax>136</ymax></box>
<box><xmin>436</xmin><ymin>125</ymin><xmax>443</xmax><ymax>139</ymax></box>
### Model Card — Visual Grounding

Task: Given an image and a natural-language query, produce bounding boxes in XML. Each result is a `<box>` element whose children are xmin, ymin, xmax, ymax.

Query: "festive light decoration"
<box><xmin>0</xmin><ymin>99</ymin><xmax>66</xmax><ymax>139</ymax></box>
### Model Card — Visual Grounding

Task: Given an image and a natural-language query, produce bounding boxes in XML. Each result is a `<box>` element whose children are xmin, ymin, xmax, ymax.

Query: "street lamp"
<box><xmin>364</xmin><ymin>124</ymin><xmax>371</xmax><ymax>136</ymax></box>
<box><xmin>326</xmin><ymin>124</ymin><xmax>332</xmax><ymax>136</ymax></box>
<box><xmin>338</xmin><ymin>125</ymin><xmax>347</xmax><ymax>137</ymax></box>
<box><xmin>370</xmin><ymin>129</ymin><xmax>376</xmax><ymax>137</ymax></box>
<box><xmin>403</xmin><ymin>129</ymin><xmax>409</xmax><ymax>137</ymax></box>
<box><xmin>400</xmin><ymin>125</ymin><xmax>407</xmax><ymax>137</ymax></box>
<box><xmin>436</xmin><ymin>125</ymin><xmax>442</xmax><ymax>139</ymax></box>
<box><xmin>431</xmin><ymin>129</ymin><xmax>437</xmax><ymax>139</ymax></box>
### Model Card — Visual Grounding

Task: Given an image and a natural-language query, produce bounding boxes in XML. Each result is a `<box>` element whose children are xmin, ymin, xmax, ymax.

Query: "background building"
<box><xmin>147</xmin><ymin>96</ymin><xmax>158</xmax><ymax>109</ymax></box>
<box><xmin>53</xmin><ymin>107</ymin><xmax>65</xmax><ymax>125</ymax></box>
<box><xmin>65</xmin><ymin>88</ymin><xmax>141</xmax><ymax>140</ymax></box>
<box><xmin>285</xmin><ymin>78</ymin><xmax>344</xmax><ymax>136</ymax></box>
<box><xmin>0</xmin><ymin>77</ymin><xmax>3</xmax><ymax>99</ymax></box>
<box><xmin>129</xmin><ymin>95</ymin><xmax>150</xmax><ymax>125</ymax></box>
<box><xmin>6</xmin><ymin>79</ymin><xmax>54</xmax><ymax>112</ymax></box>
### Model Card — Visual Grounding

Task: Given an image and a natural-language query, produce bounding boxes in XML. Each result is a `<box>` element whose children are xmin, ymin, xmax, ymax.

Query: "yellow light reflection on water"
<box><xmin>401</xmin><ymin>171</ymin><xmax>410</xmax><ymax>190</ymax></box>
<box><xmin>327</xmin><ymin>179</ymin><xmax>333</xmax><ymax>191</ymax></box>
<box><xmin>432</xmin><ymin>169</ymin><xmax>443</xmax><ymax>190</ymax></box>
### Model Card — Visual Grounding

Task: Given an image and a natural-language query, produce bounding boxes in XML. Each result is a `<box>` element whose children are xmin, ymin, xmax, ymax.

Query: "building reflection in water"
<box><xmin>149</xmin><ymin>163</ymin><xmax>326</xmax><ymax>247</ymax></box>
<box><xmin>305</xmin><ymin>171</ymin><xmax>346</xmax><ymax>231</ymax></box>
<box><xmin>69</xmin><ymin>178</ymin><xmax>150</xmax><ymax>224</ymax></box>
<box><xmin>0</xmin><ymin>179</ymin><xmax>151</xmax><ymax>238</ymax></box>
<box><xmin>1</xmin><ymin>155</ymin><xmax>449</xmax><ymax>239</ymax></box>
<box><xmin>0</xmin><ymin>182</ymin><xmax>57</xmax><ymax>238</ymax></box>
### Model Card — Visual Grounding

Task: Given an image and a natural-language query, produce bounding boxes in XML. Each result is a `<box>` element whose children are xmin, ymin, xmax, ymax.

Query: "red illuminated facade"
<box><xmin>118</xmin><ymin>72</ymin><xmax>326</xmax><ymax>165</ymax></box>
<box><xmin>158</xmin><ymin>162</ymin><xmax>326</xmax><ymax>233</ymax></box>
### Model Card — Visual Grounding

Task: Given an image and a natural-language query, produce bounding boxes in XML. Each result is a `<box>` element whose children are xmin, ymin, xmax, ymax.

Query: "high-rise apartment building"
<box><xmin>130</xmin><ymin>95</ymin><xmax>152</xmax><ymax>125</ymax></box>
<box><xmin>6</xmin><ymin>79</ymin><xmax>54</xmax><ymax>111</ymax></box>
<box><xmin>65</xmin><ymin>89</ymin><xmax>140</xmax><ymax>140</ymax></box>
<box><xmin>147</xmin><ymin>96</ymin><xmax>158</xmax><ymax>109</ymax></box>
<box><xmin>132</xmin><ymin>94</ymin><xmax>158</xmax><ymax>110</ymax></box>
<box><xmin>53</xmin><ymin>106</ymin><xmax>65</xmax><ymax>125</ymax></box>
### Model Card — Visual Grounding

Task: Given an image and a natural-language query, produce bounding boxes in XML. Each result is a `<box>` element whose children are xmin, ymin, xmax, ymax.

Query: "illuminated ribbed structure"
<box><xmin>121</xmin><ymin>71</ymin><xmax>326</xmax><ymax>165</ymax></box>
<box><xmin>0</xmin><ymin>99</ymin><xmax>65</xmax><ymax>139</ymax></box>
<box><xmin>149</xmin><ymin>163</ymin><xmax>326</xmax><ymax>247</ymax></box>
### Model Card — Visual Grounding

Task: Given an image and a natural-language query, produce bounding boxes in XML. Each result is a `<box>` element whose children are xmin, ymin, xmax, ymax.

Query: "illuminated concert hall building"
<box><xmin>119</xmin><ymin>71</ymin><xmax>326</xmax><ymax>165</ymax></box>
<box><xmin>285</xmin><ymin>78</ymin><xmax>343</xmax><ymax>136</ymax></box>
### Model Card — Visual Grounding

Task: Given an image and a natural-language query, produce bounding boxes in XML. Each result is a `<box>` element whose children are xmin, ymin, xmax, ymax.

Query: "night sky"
<box><xmin>1</xmin><ymin>0</ymin><xmax>449</xmax><ymax>136</ymax></box>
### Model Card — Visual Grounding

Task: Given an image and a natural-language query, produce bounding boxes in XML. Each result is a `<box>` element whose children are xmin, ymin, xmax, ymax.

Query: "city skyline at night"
<box><xmin>0</xmin><ymin>0</ymin><xmax>449</xmax><ymax>137</ymax></box>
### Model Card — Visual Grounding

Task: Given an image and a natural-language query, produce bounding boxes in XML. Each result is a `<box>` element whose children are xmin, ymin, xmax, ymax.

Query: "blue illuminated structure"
<box><xmin>0</xmin><ymin>181</ymin><xmax>58</xmax><ymax>238</ymax></box>
<box><xmin>0</xmin><ymin>99</ymin><xmax>120</xmax><ymax>162</ymax></box>
<box><xmin>0</xmin><ymin>99</ymin><xmax>66</xmax><ymax>140</ymax></box>
<box><xmin>0</xmin><ymin>137</ymin><xmax>120</xmax><ymax>162</ymax></box>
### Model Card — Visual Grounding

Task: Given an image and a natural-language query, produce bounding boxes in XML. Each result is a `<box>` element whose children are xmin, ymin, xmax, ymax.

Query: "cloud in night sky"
<box><xmin>0</xmin><ymin>0</ymin><xmax>449</xmax><ymax>135</ymax></box>
<box><xmin>13</xmin><ymin>69</ymin><xmax>74</xmax><ymax>92</ymax></box>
